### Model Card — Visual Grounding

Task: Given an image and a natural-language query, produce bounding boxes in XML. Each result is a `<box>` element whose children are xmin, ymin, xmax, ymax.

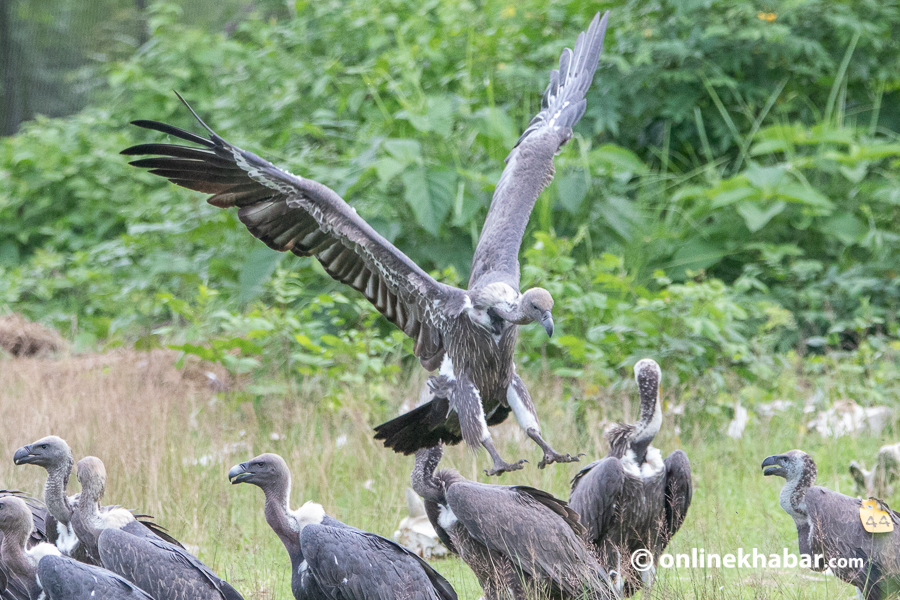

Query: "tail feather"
<box><xmin>374</xmin><ymin>399</ymin><xmax>462</xmax><ymax>454</ymax></box>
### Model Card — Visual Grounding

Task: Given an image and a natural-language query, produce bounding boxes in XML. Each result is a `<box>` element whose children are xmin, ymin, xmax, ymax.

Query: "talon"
<box><xmin>538</xmin><ymin>451</ymin><xmax>583</xmax><ymax>469</ymax></box>
<box><xmin>484</xmin><ymin>459</ymin><xmax>527</xmax><ymax>477</ymax></box>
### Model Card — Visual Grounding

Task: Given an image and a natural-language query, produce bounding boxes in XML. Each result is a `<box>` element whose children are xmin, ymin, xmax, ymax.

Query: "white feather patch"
<box><xmin>100</xmin><ymin>508</ymin><xmax>135</xmax><ymax>529</ymax></box>
<box><xmin>290</xmin><ymin>501</ymin><xmax>325</xmax><ymax>532</ymax></box>
<box><xmin>56</xmin><ymin>521</ymin><xmax>79</xmax><ymax>555</ymax></box>
<box><xmin>27</xmin><ymin>542</ymin><xmax>61</xmax><ymax>567</ymax></box>
<box><xmin>507</xmin><ymin>383</ymin><xmax>538</xmax><ymax>432</ymax></box>
<box><xmin>439</xmin><ymin>355</ymin><xmax>456</xmax><ymax>382</ymax></box>
<box><xmin>641</xmin><ymin>447</ymin><xmax>665</xmax><ymax>478</ymax></box>
<box><xmin>621</xmin><ymin>450</ymin><xmax>642</xmax><ymax>478</ymax></box>
<box><xmin>437</xmin><ymin>505</ymin><xmax>458</xmax><ymax>529</ymax></box>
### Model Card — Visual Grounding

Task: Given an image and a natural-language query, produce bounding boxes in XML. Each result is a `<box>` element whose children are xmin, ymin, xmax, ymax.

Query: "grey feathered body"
<box><xmin>37</xmin><ymin>555</ymin><xmax>154</xmax><ymax>600</ymax></box>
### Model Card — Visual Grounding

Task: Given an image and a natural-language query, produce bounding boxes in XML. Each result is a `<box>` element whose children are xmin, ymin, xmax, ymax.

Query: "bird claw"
<box><xmin>484</xmin><ymin>459</ymin><xmax>527</xmax><ymax>477</ymax></box>
<box><xmin>538</xmin><ymin>451</ymin><xmax>584</xmax><ymax>470</ymax></box>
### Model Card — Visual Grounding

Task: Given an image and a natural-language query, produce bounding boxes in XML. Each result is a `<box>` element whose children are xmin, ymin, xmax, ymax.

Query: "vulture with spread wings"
<box><xmin>123</xmin><ymin>12</ymin><xmax>610</xmax><ymax>475</ymax></box>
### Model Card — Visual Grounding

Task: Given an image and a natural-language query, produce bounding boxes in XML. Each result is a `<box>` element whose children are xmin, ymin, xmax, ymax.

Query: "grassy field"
<box><xmin>0</xmin><ymin>349</ymin><xmax>895</xmax><ymax>599</ymax></box>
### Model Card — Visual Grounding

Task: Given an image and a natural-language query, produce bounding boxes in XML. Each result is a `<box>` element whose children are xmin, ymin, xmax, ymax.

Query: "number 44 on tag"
<box><xmin>860</xmin><ymin>499</ymin><xmax>894</xmax><ymax>533</ymax></box>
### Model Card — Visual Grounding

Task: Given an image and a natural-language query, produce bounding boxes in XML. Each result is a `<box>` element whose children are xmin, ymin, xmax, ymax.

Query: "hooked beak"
<box><xmin>13</xmin><ymin>446</ymin><xmax>35</xmax><ymax>465</ymax></box>
<box><xmin>541</xmin><ymin>311</ymin><xmax>554</xmax><ymax>338</ymax></box>
<box><xmin>761</xmin><ymin>455</ymin><xmax>784</xmax><ymax>477</ymax></box>
<box><xmin>228</xmin><ymin>462</ymin><xmax>250</xmax><ymax>484</ymax></box>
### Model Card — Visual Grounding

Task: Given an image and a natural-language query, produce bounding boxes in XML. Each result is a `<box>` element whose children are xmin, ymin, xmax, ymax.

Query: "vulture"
<box><xmin>763</xmin><ymin>450</ymin><xmax>900</xmax><ymax>600</ymax></box>
<box><xmin>13</xmin><ymin>436</ymin><xmax>179</xmax><ymax>564</ymax></box>
<box><xmin>0</xmin><ymin>496</ymin><xmax>153</xmax><ymax>600</ymax></box>
<box><xmin>411</xmin><ymin>445</ymin><xmax>617</xmax><ymax>600</ymax></box>
<box><xmin>568</xmin><ymin>359</ymin><xmax>691</xmax><ymax>597</ymax></box>
<box><xmin>72</xmin><ymin>457</ymin><xmax>244</xmax><ymax>600</ymax></box>
<box><xmin>0</xmin><ymin>491</ymin><xmax>47</xmax><ymax>549</ymax></box>
<box><xmin>850</xmin><ymin>442</ymin><xmax>900</xmax><ymax>499</ymax></box>
<box><xmin>122</xmin><ymin>11</ymin><xmax>611</xmax><ymax>475</ymax></box>
<box><xmin>228</xmin><ymin>453</ymin><xmax>457</xmax><ymax>600</ymax></box>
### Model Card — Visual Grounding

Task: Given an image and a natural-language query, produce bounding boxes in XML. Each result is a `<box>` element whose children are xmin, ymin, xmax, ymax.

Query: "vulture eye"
<box><xmin>40</xmin><ymin>444</ymin><xmax>48</xmax><ymax>450</ymax></box>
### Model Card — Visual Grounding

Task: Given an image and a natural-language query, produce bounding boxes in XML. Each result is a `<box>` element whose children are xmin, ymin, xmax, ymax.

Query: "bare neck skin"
<box><xmin>71</xmin><ymin>491</ymin><xmax>102</xmax><ymax>552</ymax></box>
<box><xmin>44</xmin><ymin>460</ymin><xmax>75</xmax><ymax>525</ymax></box>
<box><xmin>780</xmin><ymin>471</ymin><xmax>812</xmax><ymax>525</ymax></box>
<box><xmin>0</xmin><ymin>525</ymin><xmax>32</xmax><ymax>581</ymax></box>
<box><xmin>262</xmin><ymin>477</ymin><xmax>302</xmax><ymax>561</ymax></box>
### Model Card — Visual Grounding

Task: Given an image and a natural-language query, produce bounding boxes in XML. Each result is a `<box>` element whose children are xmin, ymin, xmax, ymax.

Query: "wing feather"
<box><xmin>468</xmin><ymin>12</ymin><xmax>609</xmax><ymax>290</ymax></box>
<box><xmin>124</xmin><ymin>96</ymin><xmax>461</xmax><ymax>367</ymax></box>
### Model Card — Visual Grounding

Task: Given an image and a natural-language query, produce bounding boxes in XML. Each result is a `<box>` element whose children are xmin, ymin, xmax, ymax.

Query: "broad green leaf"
<box><xmin>736</xmin><ymin>200</ymin><xmax>786</xmax><ymax>232</ymax></box>
<box><xmin>669</xmin><ymin>239</ymin><xmax>726</xmax><ymax>275</ymax></box>
<box><xmin>820</xmin><ymin>212</ymin><xmax>866</xmax><ymax>245</ymax></box>
<box><xmin>382</xmin><ymin>139</ymin><xmax>421</xmax><ymax>166</ymax></box>
<box><xmin>402</xmin><ymin>167</ymin><xmax>456</xmax><ymax>235</ymax></box>
<box><xmin>589</xmin><ymin>144</ymin><xmax>648</xmax><ymax>176</ymax></box>
<box><xmin>744</xmin><ymin>164</ymin><xmax>788</xmax><ymax>190</ymax></box>
<box><xmin>776</xmin><ymin>182</ymin><xmax>833</xmax><ymax>209</ymax></box>
<box><xmin>239</xmin><ymin>245</ymin><xmax>284</xmax><ymax>303</ymax></box>
<box><xmin>557</xmin><ymin>170</ymin><xmax>589</xmax><ymax>213</ymax></box>
<box><xmin>711</xmin><ymin>185</ymin><xmax>758</xmax><ymax>208</ymax></box>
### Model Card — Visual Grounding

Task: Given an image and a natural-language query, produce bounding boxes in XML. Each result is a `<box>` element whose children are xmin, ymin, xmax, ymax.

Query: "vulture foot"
<box><xmin>527</xmin><ymin>427</ymin><xmax>583</xmax><ymax>469</ymax></box>
<box><xmin>482</xmin><ymin>438</ymin><xmax>527</xmax><ymax>476</ymax></box>
<box><xmin>484</xmin><ymin>459</ymin><xmax>527</xmax><ymax>477</ymax></box>
<box><xmin>537</xmin><ymin>450</ymin><xmax>584</xmax><ymax>470</ymax></box>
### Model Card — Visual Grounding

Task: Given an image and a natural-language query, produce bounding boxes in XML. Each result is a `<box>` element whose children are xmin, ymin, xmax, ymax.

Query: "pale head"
<box><xmin>13</xmin><ymin>436</ymin><xmax>73</xmax><ymax>471</ymax></box>
<box><xmin>634</xmin><ymin>358</ymin><xmax>662</xmax><ymax>404</ymax></box>
<box><xmin>762</xmin><ymin>449</ymin><xmax>817</xmax><ymax>483</ymax></box>
<box><xmin>520</xmin><ymin>288</ymin><xmax>555</xmax><ymax>336</ymax></box>
<box><xmin>0</xmin><ymin>496</ymin><xmax>33</xmax><ymax>542</ymax></box>
<box><xmin>76</xmin><ymin>456</ymin><xmax>107</xmax><ymax>502</ymax></box>
<box><xmin>228</xmin><ymin>453</ymin><xmax>291</xmax><ymax>491</ymax></box>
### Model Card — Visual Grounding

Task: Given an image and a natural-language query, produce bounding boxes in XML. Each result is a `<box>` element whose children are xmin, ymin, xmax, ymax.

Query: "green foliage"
<box><xmin>1</xmin><ymin>0</ymin><xmax>899</xmax><ymax>389</ymax></box>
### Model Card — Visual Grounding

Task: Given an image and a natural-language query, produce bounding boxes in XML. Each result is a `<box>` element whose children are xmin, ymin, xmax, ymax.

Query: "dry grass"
<box><xmin>0</xmin><ymin>349</ymin><xmax>894</xmax><ymax>599</ymax></box>
<box><xmin>0</xmin><ymin>313</ymin><xmax>67</xmax><ymax>357</ymax></box>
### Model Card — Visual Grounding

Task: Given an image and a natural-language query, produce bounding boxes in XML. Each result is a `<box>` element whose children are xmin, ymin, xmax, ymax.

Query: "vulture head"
<box><xmin>13</xmin><ymin>436</ymin><xmax>73</xmax><ymax>470</ymax></box>
<box><xmin>75</xmin><ymin>457</ymin><xmax>107</xmax><ymax>503</ymax></box>
<box><xmin>762</xmin><ymin>450</ymin><xmax>817</xmax><ymax>482</ymax></box>
<box><xmin>411</xmin><ymin>445</ymin><xmax>445</xmax><ymax>503</ymax></box>
<box><xmin>476</xmin><ymin>284</ymin><xmax>555</xmax><ymax>336</ymax></box>
<box><xmin>0</xmin><ymin>496</ymin><xmax>32</xmax><ymax>547</ymax></box>
<box><xmin>228</xmin><ymin>453</ymin><xmax>290</xmax><ymax>491</ymax></box>
<box><xmin>634</xmin><ymin>358</ymin><xmax>662</xmax><ymax>407</ymax></box>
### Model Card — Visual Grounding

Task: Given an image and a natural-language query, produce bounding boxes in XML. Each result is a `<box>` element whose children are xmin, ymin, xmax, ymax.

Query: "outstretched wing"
<box><xmin>467</xmin><ymin>12</ymin><xmax>609</xmax><ymax>291</ymax></box>
<box><xmin>123</xmin><ymin>99</ymin><xmax>462</xmax><ymax>370</ymax></box>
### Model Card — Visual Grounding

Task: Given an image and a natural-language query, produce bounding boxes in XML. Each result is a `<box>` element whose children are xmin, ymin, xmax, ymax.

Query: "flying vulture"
<box><xmin>568</xmin><ymin>359</ymin><xmax>691</xmax><ymax>597</ymax></box>
<box><xmin>0</xmin><ymin>496</ymin><xmax>153</xmax><ymax>600</ymax></box>
<box><xmin>122</xmin><ymin>11</ymin><xmax>611</xmax><ymax>475</ymax></box>
<box><xmin>228</xmin><ymin>453</ymin><xmax>457</xmax><ymax>600</ymax></box>
<box><xmin>763</xmin><ymin>450</ymin><xmax>900</xmax><ymax>600</ymax></box>
<box><xmin>411</xmin><ymin>444</ymin><xmax>617</xmax><ymax>600</ymax></box>
<box><xmin>13</xmin><ymin>436</ymin><xmax>179</xmax><ymax>564</ymax></box>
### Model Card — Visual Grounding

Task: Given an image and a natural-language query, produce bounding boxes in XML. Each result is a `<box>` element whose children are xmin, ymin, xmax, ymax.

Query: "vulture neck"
<box><xmin>0</xmin><ymin>525</ymin><xmax>32</xmax><ymax>581</ymax></box>
<box><xmin>71</xmin><ymin>493</ymin><xmax>103</xmax><ymax>552</ymax></box>
<box><xmin>411</xmin><ymin>448</ymin><xmax>446</xmax><ymax>505</ymax></box>
<box><xmin>629</xmin><ymin>392</ymin><xmax>661</xmax><ymax>463</ymax></box>
<box><xmin>780</xmin><ymin>466</ymin><xmax>815</xmax><ymax>523</ymax></box>
<box><xmin>262</xmin><ymin>479</ymin><xmax>302</xmax><ymax>561</ymax></box>
<box><xmin>44</xmin><ymin>460</ymin><xmax>75</xmax><ymax>525</ymax></box>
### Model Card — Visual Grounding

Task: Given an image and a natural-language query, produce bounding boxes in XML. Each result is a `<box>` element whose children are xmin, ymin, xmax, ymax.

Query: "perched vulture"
<box><xmin>228</xmin><ymin>453</ymin><xmax>457</xmax><ymax>600</ymax></box>
<box><xmin>763</xmin><ymin>449</ymin><xmax>900</xmax><ymax>600</ymax></box>
<box><xmin>123</xmin><ymin>11</ymin><xmax>611</xmax><ymax>475</ymax></box>
<box><xmin>13</xmin><ymin>436</ymin><xmax>179</xmax><ymax>564</ymax></box>
<box><xmin>411</xmin><ymin>445</ymin><xmax>617</xmax><ymax>600</ymax></box>
<box><xmin>568</xmin><ymin>359</ymin><xmax>691</xmax><ymax>597</ymax></box>
<box><xmin>0</xmin><ymin>496</ymin><xmax>153</xmax><ymax>600</ymax></box>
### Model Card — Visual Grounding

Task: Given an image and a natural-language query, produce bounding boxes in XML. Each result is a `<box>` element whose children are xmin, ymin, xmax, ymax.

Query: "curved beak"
<box><xmin>228</xmin><ymin>462</ymin><xmax>250</xmax><ymax>484</ymax></box>
<box><xmin>541</xmin><ymin>311</ymin><xmax>554</xmax><ymax>338</ymax></box>
<box><xmin>761</xmin><ymin>455</ymin><xmax>783</xmax><ymax>477</ymax></box>
<box><xmin>13</xmin><ymin>446</ymin><xmax>34</xmax><ymax>465</ymax></box>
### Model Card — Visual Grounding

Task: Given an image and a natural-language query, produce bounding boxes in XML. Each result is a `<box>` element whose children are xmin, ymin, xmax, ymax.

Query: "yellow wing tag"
<box><xmin>860</xmin><ymin>499</ymin><xmax>894</xmax><ymax>533</ymax></box>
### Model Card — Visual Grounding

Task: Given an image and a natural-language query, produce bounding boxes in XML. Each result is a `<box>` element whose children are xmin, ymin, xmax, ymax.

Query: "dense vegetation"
<box><xmin>1</xmin><ymin>0</ymin><xmax>899</xmax><ymax>427</ymax></box>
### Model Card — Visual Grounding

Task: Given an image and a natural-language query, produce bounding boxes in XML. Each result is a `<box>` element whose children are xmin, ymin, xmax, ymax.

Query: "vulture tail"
<box><xmin>374</xmin><ymin>399</ymin><xmax>463</xmax><ymax>454</ymax></box>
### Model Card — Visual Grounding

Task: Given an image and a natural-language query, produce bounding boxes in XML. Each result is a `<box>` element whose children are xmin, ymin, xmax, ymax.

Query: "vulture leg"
<box><xmin>507</xmin><ymin>376</ymin><xmax>582</xmax><ymax>469</ymax></box>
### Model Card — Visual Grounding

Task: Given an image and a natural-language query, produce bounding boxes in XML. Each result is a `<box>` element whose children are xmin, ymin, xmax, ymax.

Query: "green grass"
<box><xmin>0</xmin><ymin>349</ymin><xmax>895</xmax><ymax>599</ymax></box>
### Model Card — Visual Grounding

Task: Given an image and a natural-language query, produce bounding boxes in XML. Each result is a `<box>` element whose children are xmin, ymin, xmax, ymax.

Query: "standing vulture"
<box><xmin>228</xmin><ymin>453</ymin><xmax>457</xmax><ymax>600</ymax></box>
<box><xmin>13</xmin><ymin>436</ymin><xmax>179</xmax><ymax>564</ymax></box>
<box><xmin>411</xmin><ymin>445</ymin><xmax>617</xmax><ymax>600</ymax></box>
<box><xmin>122</xmin><ymin>11</ymin><xmax>611</xmax><ymax>475</ymax></box>
<box><xmin>71</xmin><ymin>457</ymin><xmax>244</xmax><ymax>600</ymax></box>
<box><xmin>0</xmin><ymin>496</ymin><xmax>153</xmax><ymax>600</ymax></box>
<box><xmin>568</xmin><ymin>359</ymin><xmax>691</xmax><ymax>597</ymax></box>
<box><xmin>763</xmin><ymin>450</ymin><xmax>900</xmax><ymax>600</ymax></box>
